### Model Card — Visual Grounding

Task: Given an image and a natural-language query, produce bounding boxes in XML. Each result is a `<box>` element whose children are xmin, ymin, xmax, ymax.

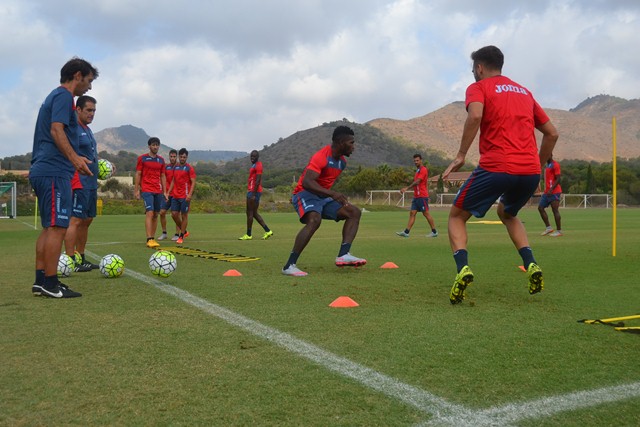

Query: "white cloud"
<box><xmin>1</xmin><ymin>0</ymin><xmax>639</xmax><ymax>158</ymax></box>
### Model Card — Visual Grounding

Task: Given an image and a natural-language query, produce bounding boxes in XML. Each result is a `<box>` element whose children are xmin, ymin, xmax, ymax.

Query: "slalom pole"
<box><xmin>34</xmin><ymin>197</ymin><xmax>38</xmax><ymax>229</ymax></box>
<box><xmin>612</xmin><ymin>117</ymin><xmax>617</xmax><ymax>257</ymax></box>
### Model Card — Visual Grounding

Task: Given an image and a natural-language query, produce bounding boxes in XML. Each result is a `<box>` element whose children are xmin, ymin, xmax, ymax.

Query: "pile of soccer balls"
<box><xmin>58</xmin><ymin>249</ymin><xmax>177</xmax><ymax>280</ymax></box>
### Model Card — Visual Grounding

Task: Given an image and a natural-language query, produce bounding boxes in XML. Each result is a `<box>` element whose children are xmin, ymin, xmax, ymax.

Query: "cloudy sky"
<box><xmin>1</xmin><ymin>0</ymin><xmax>639</xmax><ymax>158</ymax></box>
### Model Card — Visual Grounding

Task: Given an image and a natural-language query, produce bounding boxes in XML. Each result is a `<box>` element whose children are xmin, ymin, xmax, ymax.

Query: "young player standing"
<box><xmin>168</xmin><ymin>148</ymin><xmax>196</xmax><ymax>244</ymax></box>
<box><xmin>134</xmin><ymin>137</ymin><xmax>167</xmax><ymax>248</ymax></box>
<box><xmin>158</xmin><ymin>149</ymin><xmax>179</xmax><ymax>241</ymax></box>
<box><xmin>238</xmin><ymin>150</ymin><xmax>273</xmax><ymax>240</ymax></box>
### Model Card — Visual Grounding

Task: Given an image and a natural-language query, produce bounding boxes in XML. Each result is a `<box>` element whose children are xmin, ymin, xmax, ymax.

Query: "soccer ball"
<box><xmin>57</xmin><ymin>253</ymin><xmax>74</xmax><ymax>278</ymax></box>
<box><xmin>98</xmin><ymin>159</ymin><xmax>114</xmax><ymax>180</ymax></box>
<box><xmin>100</xmin><ymin>254</ymin><xmax>125</xmax><ymax>278</ymax></box>
<box><xmin>149</xmin><ymin>250</ymin><xmax>177</xmax><ymax>277</ymax></box>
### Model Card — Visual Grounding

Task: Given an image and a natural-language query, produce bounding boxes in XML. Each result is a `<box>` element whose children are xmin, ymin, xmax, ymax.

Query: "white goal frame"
<box><xmin>0</xmin><ymin>181</ymin><xmax>17</xmax><ymax>219</ymax></box>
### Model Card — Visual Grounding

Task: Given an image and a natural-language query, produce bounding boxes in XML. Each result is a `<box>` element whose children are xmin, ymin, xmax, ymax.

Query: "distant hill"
<box><xmin>219</xmin><ymin>120</ymin><xmax>451</xmax><ymax>175</ymax></box>
<box><xmin>94</xmin><ymin>125</ymin><xmax>245</xmax><ymax>163</ymax></box>
<box><xmin>4</xmin><ymin>95</ymin><xmax>639</xmax><ymax>171</ymax></box>
<box><xmin>94</xmin><ymin>125</ymin><xmax>159</xmax><ymax>154</ymax></box>
<box><xmin>368</xmin><ymin>95</ymin><xmax>640</xmax><ymax>163</ymax></box>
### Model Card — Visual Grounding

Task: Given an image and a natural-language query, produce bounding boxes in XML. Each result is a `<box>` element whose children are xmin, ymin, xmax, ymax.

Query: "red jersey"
<box><xmin>466</xmin><ymin>75</ymin><xmax>550</xmax><ymax>175</ymax></box>
<box><xmin>136</xmin><ymin>154</ymin><xmax>165</xmax><ymax>193</ymax></box>
<box><xmin>165</xmin><ymin>162</ymin><xmax>177</xmax><ymax>191</ymax></box>
<box><xmin>248</xmin><ymin>161</ymin><xmax>263</xmax><ymax>192</ymax></box>
<box><xmin>294</xmin><ymin>145</ymin><xmax>346</xmax><ymax>194</ymax></box>
<box><xmin>171</xmin><ymin>163</ymin><xmax>196</xmax><ymax>199</ymax></box>
<box><xmin>544</xmin><ymin>160</ymin><xmax>562</xmax><ymax>194</ymax></box>
<box><xmin>413</xmin><ymin>165</ymin><xmax>429</xmax><ymax>198</ymax></box>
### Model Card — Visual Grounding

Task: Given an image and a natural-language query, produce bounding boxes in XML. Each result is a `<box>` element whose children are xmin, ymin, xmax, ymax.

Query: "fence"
<box><xmin>365</xmin><ymin>191</ymin><xmax>614</xmax><ymax>208</ymax></box>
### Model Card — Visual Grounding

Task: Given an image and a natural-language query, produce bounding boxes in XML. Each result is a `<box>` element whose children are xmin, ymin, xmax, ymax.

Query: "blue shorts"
<box><xmin>411</xmin><ymin>197</ymin><xmax>430</xmax><ymax>212</ymax></box>
<box><xmin>142</xmin><ymin>192</ymin><xmax>164</xmax><ymax>213</ymax></box>
<box><xmin>291</xmin><ymin>190</ymin><xmax>342</xmax><ymax>223</ymax></box>
<box><xmin>30</xmin><ymin>176</ymin><xmax>72</xmax><ymax>228</ymax></box>
<box><xmin>247</xmin><ymin>191</ymin><xmax>262</xmax><ymax>204</ymax></box>
<box><xmin>539</xmin><ymin>193</ymin><xmax>561</xmax><ymax>208</ymax></box>
<box><xmin>171</xmin><ymin>197</ymin><xmax>190</xmax><ymax>214</ymax></box>
<box><xmin>161</xmin><ymin>196</ymin><xmax>173</xmax><ymax>212</ymax></box>
<box><xmin>453</xmin><ymin>167</ymin><xmax>540</xmax><ymax>218</ymax></box>
<box><xmin>72</xmin><ymin>188</ymin><xmax>98</xmax><ymax>219</ymax></box>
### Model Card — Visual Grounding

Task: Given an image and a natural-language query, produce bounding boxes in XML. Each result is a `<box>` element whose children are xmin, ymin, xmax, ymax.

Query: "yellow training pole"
<box><xmin>34</xmin><ymin>197</ymin><xmax>38</xmax><ymax>229</ymax></box>
<box><xmin>612</xmin><ymin>117</ymin><xmax>617</xmax><ymax>257</ymax></box>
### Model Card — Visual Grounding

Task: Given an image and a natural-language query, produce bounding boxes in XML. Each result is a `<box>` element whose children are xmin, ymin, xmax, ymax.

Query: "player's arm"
<box><xmin>537</xmin><ymin>121</ymin><xmax>559</xmax><ymax>170</ymax></box>
<box><xmin>548</xmin><ymin>174</ymin><xmax>560</xmax><ymax>194</ymax></box>
<box><xmin>134</xmin><ymin>170</ymin><xmax>142</xmax><ymax>199</ymax></box>
<box><xmin>187</xmin><ymin>171</ymin><xmax>196</xmax><ymax>202</ymax></box>
<box><xmin>51</xmin><ymin>122</ymin><xmax>92</xmax><ymax>176</ymax></box>
<box><xmin>302</xmin><ymin>170</ymin><xmax>349</xmax><ymax>205</ymax></box>
<box><xmin>401</xmin><ymin>176</ymin><xmax>422</xmax><ymax>194</ymax></box>
<box><xmin>167</xmin><ymin>176</ymin><xmax>174</xmax><ymax>197</ymax></box>
<box><xmin>443</xmin><ymin>101</ymin><xmax>482</xmax><ymax>179</ymax></box>
<box><xmin>161</xmin><ymin>172</ymin><xmax>168</xmax><ymax>200</ymax></box>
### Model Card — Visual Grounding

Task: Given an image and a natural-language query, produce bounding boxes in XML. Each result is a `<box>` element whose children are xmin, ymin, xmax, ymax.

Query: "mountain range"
<box><xmin>91</xmin><ymin>95</ymin><xmax>640</xmax><ymax>169</ymax></box>
<box><xmin>94</xmin><ymin>125</ymin><xmax>247</xmax><ymax>164</ymax></box>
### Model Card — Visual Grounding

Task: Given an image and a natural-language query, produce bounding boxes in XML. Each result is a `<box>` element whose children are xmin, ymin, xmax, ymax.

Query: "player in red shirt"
<box><xmin>396</xmin><ymin>153</ymin><xmax>438</xmax><ymax>238</ymax></box>
<box><xmin>538</xmin><ymin>154</ymin><xmax>563</xmax><ymax>237</ymax></box>
<box><xmin>158</xmin><ymin>149</ymin><xmax>179</xmax><ymax>241</ymax></box>
<box><xmin>238</xmin><ymin>150</ymin><xmax>273</xmax><ymax>241</ymax></box>
<box><xmin>442</xmin><ymin>45</ymin><xmax>558</xmax><ymax>304</ymax></box>
<box><xmin>282</xmin><ymin>126</ymin><xmax>366</xmax><ymax>276</ymax></box>
<box><xmin>134</xmin><ymin>137</ymin><xmax>167</xmax><ymax>248</ymax></box>
<box><xmin>168</xmin><ymin>148</ymin><xmax>196</xmax><ymax>244</ymax></box>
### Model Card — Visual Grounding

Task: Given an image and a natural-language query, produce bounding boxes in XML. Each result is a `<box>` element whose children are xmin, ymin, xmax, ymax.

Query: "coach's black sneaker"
<box><xmin>83</xmin><ymin>261</ymin><xmax>99</xmax><ymax>270</ymax></box>
<box><xmin>73</xmin><ymin>262</ymin><xmax>92</xmax><ymax>272</ymax></box>
<box><xmin>32</xmin><ymin>284</ymin><xmax>42</xmax><ymax>296</ymax></box>
<box><xmin>32</xmin><ymin>283</ymin><xmax>82</xmax><ymax>298</ymax></box>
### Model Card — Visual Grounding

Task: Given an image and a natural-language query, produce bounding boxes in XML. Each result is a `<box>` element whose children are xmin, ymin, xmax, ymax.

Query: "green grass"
<box><xmin>1</xmin><ymin>207</ymin><xmax>639</xmax><ymax>426</ymax></box>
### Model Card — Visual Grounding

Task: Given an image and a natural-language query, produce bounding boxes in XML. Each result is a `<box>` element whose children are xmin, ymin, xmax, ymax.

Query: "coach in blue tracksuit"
<box><xmin>29</xmin><ymin>58</ymin><xmax>98</xmax><ymax>299</ymax></box>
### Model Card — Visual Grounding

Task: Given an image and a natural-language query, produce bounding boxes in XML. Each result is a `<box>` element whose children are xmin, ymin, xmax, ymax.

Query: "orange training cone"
<box><xmin>518</xmin><ymin>265</ymin><xmax>526</xmax><ymax>272</ymax></box>
<box><xmin>329</xmin><ymin>296</ymin><xmax>359</xmax><ymax>308</ymax></box>
<box><xmin>380</xmin><ymin>262</ymin><xmax>399</xmax><ymax>269</ymax></box>
<box><xmin>223</xmin><ymin>269</ymin><xmax>243</xmax><ymax>276</ymax></box>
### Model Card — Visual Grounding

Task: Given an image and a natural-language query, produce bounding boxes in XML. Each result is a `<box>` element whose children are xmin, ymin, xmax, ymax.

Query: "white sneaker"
<box><xmin>335</xmin><ymin>253</ymin><xmax>367</xmax><ymax>267</ymax></box>
<box><xmin>396</xmin><ymin>231</ymin><xmax>409</xmax><ymax>237</ymax></box>
<box><xmin>282</xmin><ymin>264</ymin><xmax>308</xmax><ymax>276</ymax></box>
<box><xmin>541</xmin><ymin>228</ymin><xmax>554</xmax><ymax>236</ymax></box>
<box><xmin>549</xmin><ymin>230</ymin><xmax>563</xmax><ymax>237</ymax></box>
<box><xmin>157</xmin><ymin>233</ymin><xmax>167</xmax><ymax>241</ymax></box>
<box><xmin>171</xmin><ymin>234</ymin><xmax>179</xmax><ymax>241</ymax></box>
<box><xmin>426</xmin><ymin>231</ymin><xmax>438</xmax><ymax>237</ymax></box>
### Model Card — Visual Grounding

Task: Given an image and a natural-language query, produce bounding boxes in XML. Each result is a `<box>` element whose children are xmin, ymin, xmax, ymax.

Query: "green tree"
<box><xmin>345</xmin><ymin>168</ymin><xmax>382</xmax><ymax>194</ymax></box>
<box><xmin>584</xmin><ymin>164</ymin><xmax>595</xmax><ymax>193</ymax></box>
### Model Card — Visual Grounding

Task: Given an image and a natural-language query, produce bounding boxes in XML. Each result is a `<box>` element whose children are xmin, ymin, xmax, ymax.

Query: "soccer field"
<box><xmin>1</xmin><ymin>208</ymin><xmax>639</xmax><ymax>426</ymax></box>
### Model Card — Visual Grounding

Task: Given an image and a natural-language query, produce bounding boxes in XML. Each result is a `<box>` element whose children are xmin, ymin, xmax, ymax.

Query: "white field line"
<box><xmin>89</xmin><ymin>252</ymin><xmax>471</xmax><ymax>421</ymax></box>
<box><xmin>86</xmin><ymin>250</ymin><xmax>640</xmax><ymax>426</ymax></box>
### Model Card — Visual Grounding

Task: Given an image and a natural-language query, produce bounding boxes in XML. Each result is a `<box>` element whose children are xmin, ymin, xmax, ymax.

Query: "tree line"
<box><xmin>2</xmin><ymin>152</ymin><xmax>640</xmax><ymax>205</ymax></box>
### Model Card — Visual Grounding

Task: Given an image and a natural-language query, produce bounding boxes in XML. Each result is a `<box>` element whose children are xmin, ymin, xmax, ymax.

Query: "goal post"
<box><xmin>0</xmin><ymin>181</ymin><xmax>17</xmax><ymax>219</ymax></box>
